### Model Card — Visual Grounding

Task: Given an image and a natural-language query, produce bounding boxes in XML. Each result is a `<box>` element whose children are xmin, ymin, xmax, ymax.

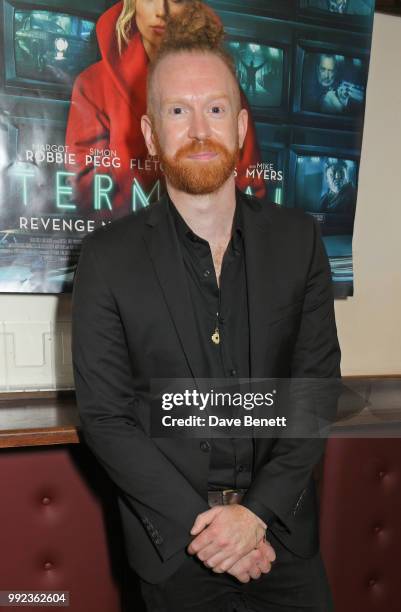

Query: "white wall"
<box><xmin>334</xmin><ymin>12</ymin><xmax>401</xmax><ymax>375</ymax></box>
<box><xmin>0</xmin><ymin>12</ymin><xmax>400</xmax><ymax>391</ymax></box>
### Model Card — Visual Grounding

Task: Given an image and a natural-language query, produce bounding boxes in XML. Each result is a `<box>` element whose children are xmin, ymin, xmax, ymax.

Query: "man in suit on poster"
<box><xmin>72</xmin><ymin>10</ymin><xmax>341</xmax><ymax>612</ymax></box>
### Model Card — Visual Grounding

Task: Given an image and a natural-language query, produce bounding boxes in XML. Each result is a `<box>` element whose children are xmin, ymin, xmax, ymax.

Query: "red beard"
<box><xmin>154</xmin><ymin>136</ymin><xmax>239</xmax><ymax>195</ymax></box>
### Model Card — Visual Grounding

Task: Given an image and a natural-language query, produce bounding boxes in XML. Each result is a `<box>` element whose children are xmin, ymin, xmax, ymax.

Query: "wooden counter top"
<box><xmin>0</xmin><ymin>392</ymin><xmax>79</xmax><ymax>448</ymax></box>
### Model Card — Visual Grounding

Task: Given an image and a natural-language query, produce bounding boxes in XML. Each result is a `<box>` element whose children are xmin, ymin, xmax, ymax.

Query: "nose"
<box><xmin>155</xmin><ymin>0</ymin><xmax>167</xmax><ymax>18</ymax></box>
<box><xmin>188</xmin><ymin>109</ymin><xmax>212</xmax><ymax>142</ymax></box>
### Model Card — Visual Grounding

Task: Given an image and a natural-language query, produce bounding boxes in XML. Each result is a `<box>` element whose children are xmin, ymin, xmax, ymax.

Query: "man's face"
<box><xmin>141</xmin><ymin>51</ymin><xmax>248</xmax><ymax>195</ymax></box>
<box><xmin>326</xmin><ymin>164</ymin><xmax>347</xmax><ymax>193</ymax></box>
<box><xmin>317</xmin><ymin>56</ymin><xmax>336</xmax><ymax>88</ymax></box>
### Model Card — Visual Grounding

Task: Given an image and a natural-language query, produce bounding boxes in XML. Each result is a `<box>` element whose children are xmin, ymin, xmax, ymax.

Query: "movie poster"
<box><xmin>0</xmin><ymin>0</ymin><xmax>375</xmax><ymax>295</ymax></box>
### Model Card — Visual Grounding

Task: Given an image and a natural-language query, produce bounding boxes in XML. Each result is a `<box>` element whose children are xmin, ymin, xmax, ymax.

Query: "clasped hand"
<box><xmin>187</xmin><ymin>505</ymin><xmax>276</xmax><ymax>583</ymax></box>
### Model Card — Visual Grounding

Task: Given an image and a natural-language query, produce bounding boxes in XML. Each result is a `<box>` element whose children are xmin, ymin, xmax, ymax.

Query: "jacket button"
<box><xmin>200</xmin><ymin>440</ymin><xmax>211</xmax><ymax>452</ymax></box>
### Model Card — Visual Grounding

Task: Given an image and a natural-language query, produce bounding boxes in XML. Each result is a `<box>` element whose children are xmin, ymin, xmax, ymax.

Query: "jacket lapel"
<box><xmin>240</xmin><ymin>191</ymin><xmax>278</xmax><ymax>379</ymax></box>
<box><xmin>142</xmin><ymin>194</ymin><xmax>206</xmax><ymax>382</ymax></box>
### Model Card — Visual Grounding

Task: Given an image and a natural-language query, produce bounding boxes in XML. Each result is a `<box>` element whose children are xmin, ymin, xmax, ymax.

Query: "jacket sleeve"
<box><xmin>242</xmin><ymin>216</ymin><xmax>341</xmax><ymax>532</ymax></box>
<box><xmin>236</xmin><ymin>89</ymin><xmax>267</xmax><ymax>201</ymax></box>
<box><xmin>65</xmin><ymin>70</ymin><xmax>111</xmax><ymax>211</ymax></box>
<box><xmin>71</xmin><ymin>235</ymin><xmax>210</xmax><ymax>562</ymax></box>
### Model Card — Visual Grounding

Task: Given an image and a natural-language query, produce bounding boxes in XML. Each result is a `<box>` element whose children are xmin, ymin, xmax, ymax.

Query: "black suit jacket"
<box><xmin>71</xmin><ymin>189</ymin><xmax>341</xmax><ymax>584</ymax></box>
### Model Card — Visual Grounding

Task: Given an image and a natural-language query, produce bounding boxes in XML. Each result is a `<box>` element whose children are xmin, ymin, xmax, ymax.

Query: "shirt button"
<box><xmin>203</xmin><ymin>270</ymin><xmax>211</xmax><ymax>277</ymax></box>
<box><xmin>229</xmin><ymin>369</ymin><xmax>237</xmax><ymax>377</ymax></box>
<box><xmin>200</xmin><ymin>441</ymin><xmax>211</xmax><ymax>452</ymax></box>
<box><xmin>237</xmin><ymin>465</ymin><xmax>247</xmax><ymax>472</ymax></box>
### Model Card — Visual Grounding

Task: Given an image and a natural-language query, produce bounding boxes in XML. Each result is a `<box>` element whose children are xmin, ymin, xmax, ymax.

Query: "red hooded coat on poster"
<box><xmin>65</xmin><ymin>2</ymin><xmax>266</xmax><ymax>217</ymax></box>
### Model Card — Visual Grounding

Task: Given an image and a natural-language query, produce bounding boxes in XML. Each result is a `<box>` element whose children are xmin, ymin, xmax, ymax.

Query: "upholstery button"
<box><xmin>374</xmin><ymin>525</ymin><xmax>382</xmax><ymax>533</ymax></box>
<box><xmin>378</xmin><ymin>471</ymin><xmax>386</xmax><ymax>479</ymax></box>
<box><xmin>200</xmin><ymin>440</ymin><xmax>211</xmax><ymax>452</ymax></box>
<box><xmin>42</xmin><ymin>497</ymin><xmax>51</xmax><ymax>505</ymax></box>
<box><xmin>368</xmin><ymin>578</ymin><xmax>376</xmax><ymax>587</ymax></box>
<box><xmin>44</xmin><ymin>562</ymin><xmax>53</xmax><ymax>570</ymax></box>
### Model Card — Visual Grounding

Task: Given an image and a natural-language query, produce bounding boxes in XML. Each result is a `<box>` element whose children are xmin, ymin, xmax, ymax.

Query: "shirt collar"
<box><xmin>167</xmin><ymin>192</ymin><xmax>243</xmax><ymax>251</ymax></box>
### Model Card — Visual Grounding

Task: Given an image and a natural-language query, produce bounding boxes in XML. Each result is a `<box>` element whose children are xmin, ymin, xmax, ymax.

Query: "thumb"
<box><xmin>190</xmin><ymin>506</ymin><xmax>221</xmax><ymax>535</ymax></box>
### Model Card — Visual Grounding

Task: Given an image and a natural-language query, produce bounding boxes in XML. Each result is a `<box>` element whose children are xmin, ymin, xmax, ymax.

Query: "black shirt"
<box><xmin>168</xmin><ymin>194</ymin><xmax>276</xmax><ymax>527</ymax></box>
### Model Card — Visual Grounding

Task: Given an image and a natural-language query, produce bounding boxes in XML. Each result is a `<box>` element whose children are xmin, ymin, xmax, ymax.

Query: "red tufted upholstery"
<box><xmin>319</xmin><ymin>437</ymin><xmax>401</xmax><ymax>612</ymax></box>
<box><xmin>2</xmin><ymin>437</ymin><xmax>401</xmax><ymax>611</ymax></box>
<box><xmin>0</xmin><ymin>444</ymin><xmax>144</xmax><ymax>612</ymax></box>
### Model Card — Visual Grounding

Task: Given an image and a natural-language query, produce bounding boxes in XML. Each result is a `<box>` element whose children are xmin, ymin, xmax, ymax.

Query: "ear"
<box><xmin>237</xmin><ymin>108</ymin><xmax>248</xmax><ymax>150</ymax></box>
<box><xmin>141</xmin><ymin>114</ymin><xmax>157</xmax><ymax>156</ymax></box>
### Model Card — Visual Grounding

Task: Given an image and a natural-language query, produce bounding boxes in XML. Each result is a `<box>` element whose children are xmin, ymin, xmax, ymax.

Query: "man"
<box><xmin>240</xmin><ymin>57</ymin><xmax>267</xmax><ymax>96</ymax></box>
<box><xmin>320</xmin><ymin>159</ymin><xmax>356</xmax><ymax>214</ymax></box>
<box><xmin>72</xmin><ymin>16</ymin><xmax>341</xmax><ymax>612</ymax></box>
<box><xmin>320</xmin><ymin>159</ymin><xmax>356</xmax><ymax>235</ymax></box>
<box><xmin>303</xmin><ymin>54</ymin><xmax>339</xmax><ymax>113</ymax></box>
<box><xmin>303</xmin><ymin>53</ymin><xmax>364</xmax><ymax>115</ymax></box>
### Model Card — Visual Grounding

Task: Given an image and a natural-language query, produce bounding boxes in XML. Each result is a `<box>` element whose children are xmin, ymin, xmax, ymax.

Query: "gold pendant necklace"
<box><xmin>211</xmin><ymin>312</ymin><xmax>220</xmax><ymax>345</ymax></box>
<box><xmin>211</xmin><ymin>328</ymin><xmax>220</xmax><ymax>345</ymax></box>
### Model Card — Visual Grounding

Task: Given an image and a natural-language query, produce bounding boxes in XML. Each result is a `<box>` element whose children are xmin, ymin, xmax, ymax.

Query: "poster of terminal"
<box><xmin>0</xmin><ymin>0</ymin><xmax>375</xmax><ymax>294</ymax></box>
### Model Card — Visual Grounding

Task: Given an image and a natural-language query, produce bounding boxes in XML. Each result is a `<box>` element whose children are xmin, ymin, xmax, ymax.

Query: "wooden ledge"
<box><xmin>0</xmin><ymin>391</ymin><xmax>79</xmax><ymax>448</ymax></box>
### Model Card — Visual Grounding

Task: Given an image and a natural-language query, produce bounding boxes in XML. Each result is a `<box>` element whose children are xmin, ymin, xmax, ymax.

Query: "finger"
<box><xmin>261</xmin><ymin>563</ymin><xmax>272</xmax><ymax>574</ymax></box>
<box><xmin>228</xmin><ymin>570</ymin><xmax>251</xmax><ymax>584</ymax></box>
<box><xmin>202</xmin><ymin>547</ymin><xmax>244</xmax><ymax>571</ymax></box>
<box><xmin>209</xmin><ymin>552</ymin><xmax>242</xmax><ymax>573</ymax></box>
<box><xmin>224</xmin><ymin>547</ymin><xmax>265</xmax><ymax>574</ymax></box>
<box><xmin>265</xmin><ymin>541</ymin><xmax>276</xmax><ymax>563</ymax></box>
<box><xmin>196</xmin><ymin>543</ymin><xmax>223</xmax><ymax>565</ymax></box>
<box><xmin>223</xmin><ymin>557</ymin><xmax>247</xmax><ymax>575</ymax></box>
<box><xmin>224</xmin><ymin>550</ymin><xmax>259</xmax><ymax>575</ymax></box>
<box><xmin>248</xmin><ymin>565</ymin><xmax>262</xmax><ymax>580</ymax></box>
<box><xmin>190</xmin><ymin>507</ymin><xmax>222</xmax><ymax>536</ymax></box>
<box><xmin>256</xmin><ymin>557</ymin><xmax>272</xmax><ymax>574</ymax></box>
<box><xmin>259</xmin><ymin>540</ymin><xmax>276</xmax><ymax>563</ymax></box>
<box><xmin>187</xmin><ymin>531</ymin><xmax>215</xmax><ymax>555</ymax></box>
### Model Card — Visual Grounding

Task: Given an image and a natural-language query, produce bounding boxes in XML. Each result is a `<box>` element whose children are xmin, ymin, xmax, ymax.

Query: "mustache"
<box><xmin>174</xmin><ymin>139</ymin><xmax>229</xmax><ymax>159</ymax></box>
